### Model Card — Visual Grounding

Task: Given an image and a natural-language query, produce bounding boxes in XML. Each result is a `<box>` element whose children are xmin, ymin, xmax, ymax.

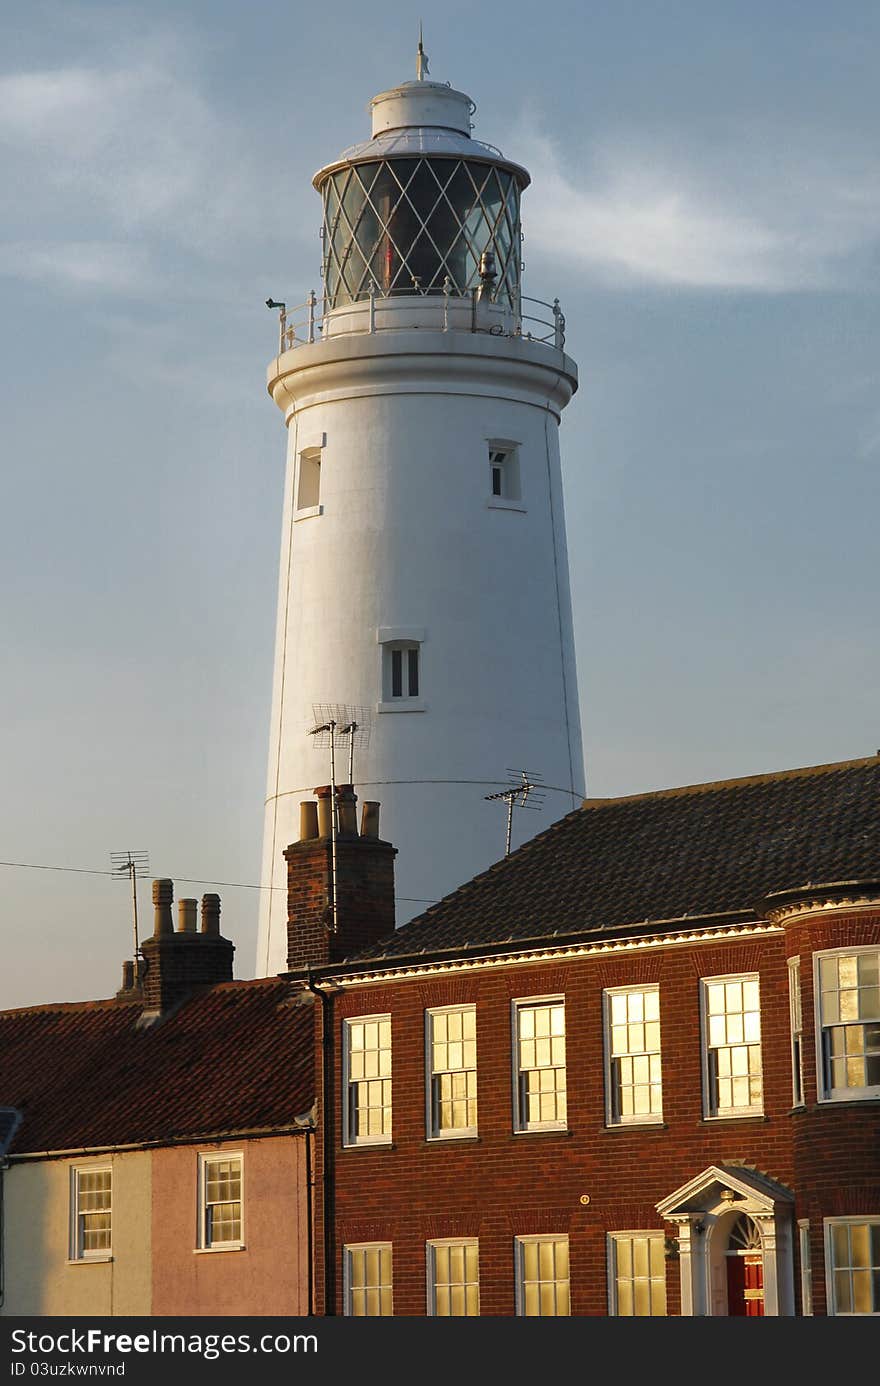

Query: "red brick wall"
<box><xmin>313</xmin><ymin>911</ymin><xmax>880</xmax><ymax>1316</ymax></box>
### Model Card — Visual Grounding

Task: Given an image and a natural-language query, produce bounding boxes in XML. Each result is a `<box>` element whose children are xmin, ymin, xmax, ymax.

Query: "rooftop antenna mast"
<box><xmin>309</xmin><ymin>704</ymin><xmax>371</xmax><ymax>933</ymax></box>
<box><xmin>485</xmin><ymin>770</ymin><xmax>545</xmax><ymax>856</ymax></box>
<box><xmin>416</xmin><ymin>21</ymin><xmax>429</xmax><ymax>80</ymax></box>
<box><xmin>110</xmin><ymin>850</ymin><xmax>150</xmax><ymax>970</ymax></box>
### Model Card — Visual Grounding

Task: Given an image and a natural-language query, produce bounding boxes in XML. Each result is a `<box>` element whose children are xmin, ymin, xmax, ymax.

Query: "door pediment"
<box><xmin>656</xmin><ymin>1164</ymin><xmax>793</xmax><ymax>1220</ymax></box>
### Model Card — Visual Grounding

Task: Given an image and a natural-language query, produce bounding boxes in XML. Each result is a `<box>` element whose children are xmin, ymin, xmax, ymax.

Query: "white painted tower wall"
<box><xmin>257</xmin><ymin>71</ymin><xmax>583</xmax><ymax>976</ymax></box>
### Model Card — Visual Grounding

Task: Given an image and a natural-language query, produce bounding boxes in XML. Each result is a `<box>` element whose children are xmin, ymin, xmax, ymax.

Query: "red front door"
<box><xmin>726</xmin><ymin>1254</ymin><xmax>765</xmax><ymax>1316</ymax></box>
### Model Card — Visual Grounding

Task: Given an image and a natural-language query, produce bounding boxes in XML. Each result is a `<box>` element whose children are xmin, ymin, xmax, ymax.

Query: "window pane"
<box><xmin>852</xmin><ymin>1271</ymin><xmax>873</xmax><ymax>1314</ymax></box>
<box><xmin>851</xmin><ymin>1224</ymin><xmax>870</xmax><ymax>1266</ymax></box>
<box><xmin>834</xmin><ymin>1269</ymin><xmax>853</xmax><ymax>1313</ymax></box>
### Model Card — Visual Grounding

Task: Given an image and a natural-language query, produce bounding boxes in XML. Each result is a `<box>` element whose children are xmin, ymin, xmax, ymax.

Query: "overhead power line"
<box><xmin>0</xmin><ymin>859</ymin><xmax>437</xmax><ymax>905</ymax></box>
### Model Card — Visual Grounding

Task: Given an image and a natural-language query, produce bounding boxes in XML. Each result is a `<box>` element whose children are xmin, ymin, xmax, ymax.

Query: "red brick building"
<box><xmin>285</xmin><ymin>756</ymin><xmax>880</xmax><ymax>1317</ymax></box>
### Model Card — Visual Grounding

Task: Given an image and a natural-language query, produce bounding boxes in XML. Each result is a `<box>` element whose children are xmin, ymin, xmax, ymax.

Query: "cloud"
<box><xmin>0</xmin><ymin>240</ymin><xmax>152</xmax><ymax>292</ymax></box>
<box><xmin>519</xmin><ymin>130</ymin><xmax>880</xmax><ymax>292</ymax></box>
<box><xmin>0</xmin><ymin>49</ymin><xmax>310</xmax><ymax>296</ymax></box>
<box><xmin>0</xmin><ymin>62</ymin><xmax>252</xmax><ymax>245</ymax></box>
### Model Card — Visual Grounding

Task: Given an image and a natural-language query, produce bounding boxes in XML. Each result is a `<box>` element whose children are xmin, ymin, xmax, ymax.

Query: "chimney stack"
<box><xmin>139</xmin><ymin>879</ymin><xmax>234</xmax><ymax>1013</ymax></box>
<box><xmin>115</xmin><ymin>958</ymin><xmax>140</xmax><ymax>999</ymax></box>
<box><xmin>284</xmin><ymin>787</ymin><xmax>396</xmax><ymax>971</ymax></box>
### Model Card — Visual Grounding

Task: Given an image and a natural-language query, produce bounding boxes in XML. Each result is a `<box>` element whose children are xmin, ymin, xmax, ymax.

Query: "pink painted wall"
<box><xmin>151</xmin><ymin>1135</ymin><xmax>310</xmax><ymax>1316</ymax></box>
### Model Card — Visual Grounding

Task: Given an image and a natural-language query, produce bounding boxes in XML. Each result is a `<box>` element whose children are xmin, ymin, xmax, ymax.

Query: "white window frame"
<box><xmin>197</xmin><ymin>1151</ymin><xmax>244</xmax><ymax>1251</ymax></box>
<box><xmin>788</xmin><ymin>956</ymin><xmax>805</xmax><ymax>1107</ymax></box>
<box><xmin>603</xmin><ymin>984</ymin><xmax>663</xmax><ymax>1126</ymax></box>
<box><xmin>814</xmin><ymin>947</ymin><xmax>880</xmax><ymax>1103</ymax></box>
<box><xmin>344</xmin><ymin>1241</ymin><xmax>393</xmax><ymax>1316</ymax></box>
<box><xmin>486</xmin><ymin>440</ymin><xmax>523</xmax><ymax>510</ymax></box>
<box><xmin>511</xmin><ymin>996</ymin><xmax>567</xmax><ymax>1133</ymax></box>
<box><xmin>425</xmin><ymin>1004</ymin><xmax>478</xmax><ymax>1140</ymax></box>
<box><xmin>342</xmin><ymin>1013</ymin><xmax>392</xmax><ymax>1148</ymax></box>
<box><xmin>69</xmin><ymin>1165</ymin><xmax>112</xmax><ymax>1262</ymax></box>
<box><xmin>700</xmin><ymin>972</ymin><xmax>763</xmax><ymax>1119</ymax></box>
<box><xmin>606</xmin><ymin>1231</ymin><xmax>667</xmax><ymax>1316</ymax></box>
<box><xmin>426</xmin><ymin>1238</ymin><xmax>480</xmax><ymax>1316</ymax></box>
<box><xmin>824</xmin><ymin>1218</ymin><xmax>880</xmax><ymax>1316</ymax></box>
<box><xmin>295</xmin><ymin>444</ymin><xmax>323</xmax><ymax>517</ymax></box>
<box><xmin>377</xmin><ymin>627</ymin><xmax>425</xmax><ymax>713</ymax></box>
<box><xmin>514</xmin><ymin>1234</ymin><xmax>570</xmax><ymax>1316</ymax></box>
<box><xmin>798</xmin><ymin>1219</ymin><xmax>813</xmax><ymax>1316</ymax></box>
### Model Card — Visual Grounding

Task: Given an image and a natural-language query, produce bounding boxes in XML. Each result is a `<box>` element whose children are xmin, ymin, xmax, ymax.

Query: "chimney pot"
<box><xmin>152</xmin><ymin>878</ymin><xmax>174</xmax><ymax>936</ymax></box>
<box><xmin>299</xmin><ymin>801</ymin><xmax>319</xmax><ymax>841</ymax></box>
<box><xmin>200</xmin><ymin>893</ymin><xmax>221</xmax><ymax>936</ymax></box>
<box><xmin>337</xmin><ymin>784</ymin><xmax>358</xmax><ymax>836</ymax></box>
<box><xmin>315</xmin><ymin>785</ymin><xmax>333</xmax><ymax>839</ymax></box>
<box><xmin>361</xmin><ymin>801</ymin><xmax>380</xmax><ymax>838</ymax></box>
<box><xmin>178</xmin><ymin>898</ymin><xmax>198</xmax><ymax>933</ymax></box>
<box><xmin>121</xmin><ymin>960</ymin><xmax>134</xmax><ymax>991</ymax></box>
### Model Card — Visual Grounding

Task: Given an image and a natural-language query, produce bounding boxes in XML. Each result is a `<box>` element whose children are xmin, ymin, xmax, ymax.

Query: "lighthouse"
<box><xmin>256</xmin><ymin>46</ymin><xmax>583</xmax><ymax>976</ymax></box>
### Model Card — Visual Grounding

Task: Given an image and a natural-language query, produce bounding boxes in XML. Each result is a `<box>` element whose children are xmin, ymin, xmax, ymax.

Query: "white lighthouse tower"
<box><xmin>257</xmin><ymin>47</ymin><xmax>583</xmax><ymax>976</ymax></box>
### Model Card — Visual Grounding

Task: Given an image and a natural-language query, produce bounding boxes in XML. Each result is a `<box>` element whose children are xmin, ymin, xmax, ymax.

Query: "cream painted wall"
<box><xmin>2</xmin><ymin>1152</ymin><xmax>151</xmax><ymax>1316</ymax></box>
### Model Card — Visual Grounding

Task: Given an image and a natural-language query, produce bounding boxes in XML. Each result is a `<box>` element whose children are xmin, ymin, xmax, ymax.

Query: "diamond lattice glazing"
<box><xmin>321</xmin><ymin>158</ymin><xmax>521</xmax><ymax>309</ymax></box>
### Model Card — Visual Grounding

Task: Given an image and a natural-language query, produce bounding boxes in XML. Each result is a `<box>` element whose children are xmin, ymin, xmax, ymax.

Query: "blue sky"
<box><xmin>2</xmin><ymin>1</ymin><xmax>879</xmax><ymax>1008</ymax></box>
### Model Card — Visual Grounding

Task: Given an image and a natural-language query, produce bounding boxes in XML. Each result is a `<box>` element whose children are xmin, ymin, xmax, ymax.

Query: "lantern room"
<box><xmin>313</xmin><ymin>77</ymin><xmax>529</xmax><ymax>312</ymax></box>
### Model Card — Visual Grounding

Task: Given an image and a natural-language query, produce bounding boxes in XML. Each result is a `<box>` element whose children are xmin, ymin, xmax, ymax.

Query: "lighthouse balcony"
<box><xmin>270</xmin><ymin>289</ymin><xmax>566</xmax><ymax>355</ymax></box>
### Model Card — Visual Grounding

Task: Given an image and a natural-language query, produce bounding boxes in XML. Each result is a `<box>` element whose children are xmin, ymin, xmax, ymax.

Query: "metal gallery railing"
<box><xmin>267</xmin><ymin>286</ymin><xmax>566</xmax><ymax>354</ymax></box>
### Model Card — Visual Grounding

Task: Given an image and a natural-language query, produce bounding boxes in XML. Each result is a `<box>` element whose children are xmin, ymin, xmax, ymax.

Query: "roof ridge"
<box><xmin>581</xmin><ymin>754</ymin><xmax>880</xmax><ymax>809</ymax></box>
<box><xmin>0</xmin><ymin>997</ymin><xmax>140</xmax><ymax>1019</ymax></box>
<box><xmin>0</xmin><ymin>975</ymin><xmax>287</xmax><ymax>1020</ymax></box>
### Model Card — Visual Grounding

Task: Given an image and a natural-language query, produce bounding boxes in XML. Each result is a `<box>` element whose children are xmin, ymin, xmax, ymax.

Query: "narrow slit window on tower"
<box><xmin>487</xmin><ymin>444</ymin><xmax>521</xmax><ymax>504</ymax></box>
<box><xmin>296</xmin><ymin>447</ymin><xmax>322</xmax><ymax>513</ymax></box>
<box><xmin>389</xmin><ymin>646</ymin><xmax>420</xmax><ymax>699</ymax></box>
<box><xmin>378</xmin><ymin>629</ymin><xmax>425</xmax><ymax>711</ymax></box>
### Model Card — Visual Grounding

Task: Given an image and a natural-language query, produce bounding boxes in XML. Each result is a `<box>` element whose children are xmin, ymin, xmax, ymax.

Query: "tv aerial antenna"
<box><xmin>485</xmin><ymin>769</ymin><xmax>545</xmax><ymax>856</ymax></box>
<box><xmin>110</xmin><ymin>850</ymin><xmax>150</xmax><ymax>971</ymax></box>
<box><xmin>308</xmin><ymin>704</ymin><xmax>371</xmax><ymax>932</ymax></box>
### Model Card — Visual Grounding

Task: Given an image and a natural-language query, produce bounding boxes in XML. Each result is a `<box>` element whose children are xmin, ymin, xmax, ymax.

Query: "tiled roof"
<box><xmin>358</xmin><ymin>756</ymin><xmax>880</xmax><ymax>962</ymax></box>
<box><xmin>0</xmin><ymin>979</ymin><xmax>314</xmax><ymax>1156</ymax></box>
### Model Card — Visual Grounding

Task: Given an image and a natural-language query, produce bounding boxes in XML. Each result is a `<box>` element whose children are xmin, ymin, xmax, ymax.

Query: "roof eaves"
<box><xmin>302</xmin><ymin>905</ymin><xmax>762</xmax><ymax>981</ymax></box>
<box><xmin>9</xmin><ymin>1117</ymin><xmax>317</xmax><ymax>1162</ymax></box>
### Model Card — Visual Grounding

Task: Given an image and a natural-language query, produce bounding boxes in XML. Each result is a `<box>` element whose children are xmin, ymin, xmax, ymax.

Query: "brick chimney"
<box><xmin>139</xmin><ymin>880</ymin><xmax>234</xmax><ymax>1013</ymax></box>
<box><xmin>284</xmin><ymin>787</ymin><xmax>396</xmax><ymax>970</ymax></box>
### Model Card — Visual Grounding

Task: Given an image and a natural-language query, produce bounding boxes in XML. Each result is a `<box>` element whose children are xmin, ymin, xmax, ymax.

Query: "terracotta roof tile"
<box><xmin>0</xmin><ymin>979</ymin><xmax>315</xmax><ymax>1156</ymax></box>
